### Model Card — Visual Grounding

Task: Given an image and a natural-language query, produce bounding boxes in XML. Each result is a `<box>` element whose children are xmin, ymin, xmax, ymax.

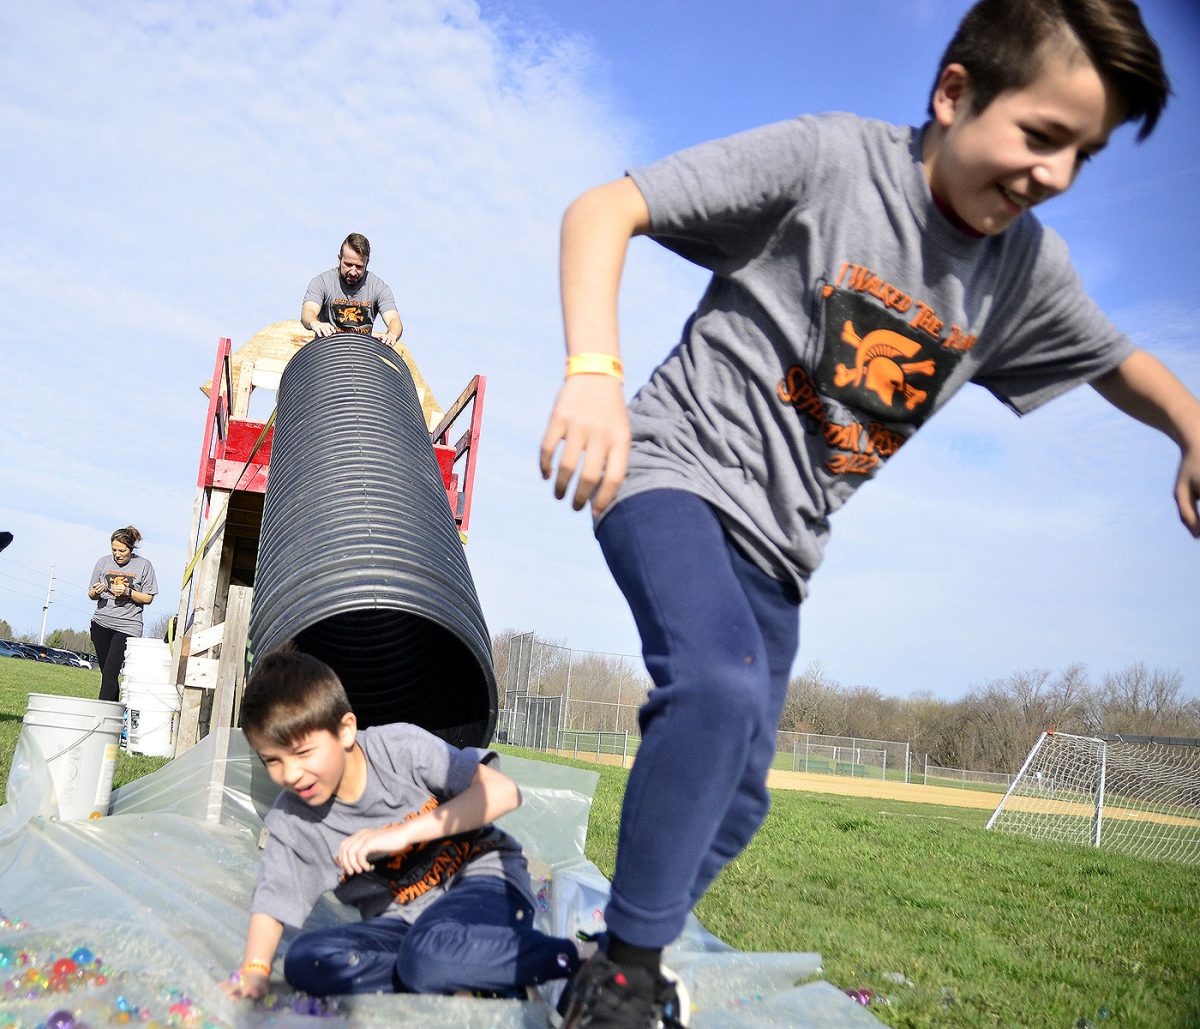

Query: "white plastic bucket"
<box><xmin>125</xmin><ymin>685</ymin><xmax>181</xmax><ymax>758</ymax></box>
<box><xmin>20</xmin><ymin>694</ymin><xmax>124</xmax><ymax>821</ymax></box>
<box><xmin>120</xmin><ymin>638</ymin><xmax>172</xmax><ymax>685</ymax></box>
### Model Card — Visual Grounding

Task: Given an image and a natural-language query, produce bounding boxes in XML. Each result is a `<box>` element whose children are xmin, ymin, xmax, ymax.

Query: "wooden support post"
<box><xmin>176</xmin><ymin>491</ymin><xmax>232</xmax><ymax>755</ymax></box>
<box><xmin>211</xmin><ymin>585</ymin><xmax>253</xmax><ymax>735</ymax></box>
<box><xmin>232</xmin><ymin>356</ymin><xmax>256</xmax><ymax>418</ymax></box>
<box><xmin>176</xmin><ymin>687</ymin><xmax>206</xmax><ymax>756</ymax></box>
<box><xmin>213</xmin><ymin>532</ymin><xmax>237</xmax><ymax>627</ymax></box>
<box><xmin>170</xmin><ymin>487</ymin><xmax>207</xmax><ymax>684</ymax></box>
<box><xmin>203</xmin><ymin>726</ymin><xmax>234</xmax><ymax>824</ymax></box>
<box><xmin>190</xmin><ymin>491</ymin><xmax>231</xmax><ymax>636</ymax></box>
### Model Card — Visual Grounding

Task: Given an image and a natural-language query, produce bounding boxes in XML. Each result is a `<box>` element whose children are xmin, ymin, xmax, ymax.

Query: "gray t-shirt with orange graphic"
<box><xmin>614</xmin><ymin>112</ymin><xmax>1131</xmax><ymax>596</ymax></box>
<box><xmin>304</xmin><ymin>268</ymin><xmax>398</xmax><ymax>335</ymax></box>
<box><xmin>89</xmin><ymin>554</ymin><xmax>158</xmax><ymax>635</ymax></box>
<box><xmin>251</xmin><ymin>723</ymin><xmax>535</xmax><ymax>928</ymax></box>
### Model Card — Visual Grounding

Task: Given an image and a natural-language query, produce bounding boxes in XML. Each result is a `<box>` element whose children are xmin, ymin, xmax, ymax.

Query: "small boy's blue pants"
<box><xmin>283</xmin><ymin>876</ymin><xmax>578</xmax><ymax>996</ymax></box>
<box><xmin>596</xmin><ymin>489</ymin><xmax>801</xmax><ymax>949</ymax></box>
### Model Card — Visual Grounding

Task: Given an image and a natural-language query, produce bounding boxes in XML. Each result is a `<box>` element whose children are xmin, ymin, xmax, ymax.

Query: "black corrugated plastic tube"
<box><xmin>248</xmin><ymin>334</ymin><xmax>497</xmax><ymax>747</ymax></box>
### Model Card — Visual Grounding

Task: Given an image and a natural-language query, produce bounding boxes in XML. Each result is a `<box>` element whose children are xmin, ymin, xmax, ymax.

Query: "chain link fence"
<box><xmin>495</xmin><ymin>633</ymin><xmax>913</xmax><ymax>780</ymax></box>
<box><xmin>923</xmin><ymin>760</ymin><xmax>1014</xmax><ymax>791</ymax></box>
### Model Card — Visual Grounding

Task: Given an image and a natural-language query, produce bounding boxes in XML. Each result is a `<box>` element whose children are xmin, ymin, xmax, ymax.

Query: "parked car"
<box><xmin>10</xmin><ymin>643</ymin><xmax>49</xmax><ymax>661</ymax></box>
<box><xmin>48</xmin><ymin>647</ymin><xmax>92</xmax><ymax>669</ymax></box>
<box><xmin>0</xmin><ymin>640</ymin><xmax>23</xmax><ymax>659</ymax></box>
<box><xmin>73</xmin><ymin>650</ymin><xmax>101</xmax><ymax>670</ymax></box>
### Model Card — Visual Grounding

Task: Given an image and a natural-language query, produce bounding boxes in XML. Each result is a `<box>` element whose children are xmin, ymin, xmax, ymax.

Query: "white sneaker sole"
<box><xmin>659</xmin><ymin>964</ymin><xmax>691</xmax><ymax>1027</ymax></box>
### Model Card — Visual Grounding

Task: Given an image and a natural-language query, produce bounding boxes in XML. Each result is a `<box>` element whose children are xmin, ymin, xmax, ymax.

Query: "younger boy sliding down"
<box><xmin>223</xmin><ymin>644</ymin><xmax>583</xmax><ymax>1001</ymax></box>
<box><xmin>540</xmin><ymin>1</ymin><xmax>1200</xmax><ymax>1026</ymax></box>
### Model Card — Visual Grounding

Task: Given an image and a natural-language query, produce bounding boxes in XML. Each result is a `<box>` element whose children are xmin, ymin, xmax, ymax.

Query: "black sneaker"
<box><xmin>558</xmin><ymin>952</ymin><xmax>689</xmax><ymax>1028</ymax></box>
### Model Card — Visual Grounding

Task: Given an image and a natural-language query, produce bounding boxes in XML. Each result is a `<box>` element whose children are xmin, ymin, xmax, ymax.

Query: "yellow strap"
<box><xmin>565</xmin><ymin>353</ymin><xmax>623</xmax><ymax>381</ymax></box>
<box><xmin>180</xmin><ymin>509</ymin><xmax>226</xmax><ymax>591</ymax></box>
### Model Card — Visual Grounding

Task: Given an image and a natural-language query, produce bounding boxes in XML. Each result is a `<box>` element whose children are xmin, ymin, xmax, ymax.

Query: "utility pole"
<box><xmin>38</xmin><ymin>564</ymin><xmax>55</xmax><ymax>644</ymax></box>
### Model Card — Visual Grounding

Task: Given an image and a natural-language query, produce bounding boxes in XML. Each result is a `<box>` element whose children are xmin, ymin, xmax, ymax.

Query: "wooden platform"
<box><xmin>199</xmin><ymin>319</ymin><xmax>444</xmax><ymax>430</ymax></box>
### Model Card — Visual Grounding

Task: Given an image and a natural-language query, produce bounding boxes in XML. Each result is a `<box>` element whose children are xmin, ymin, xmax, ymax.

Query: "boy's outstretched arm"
<box><xmin>1091</xmin><ymin>348</ymin><xmax>1200</xmax><ymax>537</ymax></box>
<box><xmin>337</xmin><ymin>761</ymin><xmax>522</xmax><ymax>875</ymax></box>
<box><xmin>222</xmin><ymin>911</ymin><xmax>283</xmax><ymax>999</ymax></box>
<box><xmin>540</xmin><ymin>177</ymin><xmax>651</xmax><ymax>513</ymax></box>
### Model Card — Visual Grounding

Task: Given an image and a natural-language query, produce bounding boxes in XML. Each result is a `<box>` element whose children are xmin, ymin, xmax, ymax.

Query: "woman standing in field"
<box><xmin>87</xmin><ymin>526</ymin><xmax>158</xmax><ymax>702</ymax></box>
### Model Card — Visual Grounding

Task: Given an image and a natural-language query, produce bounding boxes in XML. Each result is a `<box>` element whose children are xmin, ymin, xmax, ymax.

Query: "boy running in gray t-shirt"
<box><xmin>540</xmin><ymin>1</ymin><xmax>1199</xmax><ymax>1026</ymax></box>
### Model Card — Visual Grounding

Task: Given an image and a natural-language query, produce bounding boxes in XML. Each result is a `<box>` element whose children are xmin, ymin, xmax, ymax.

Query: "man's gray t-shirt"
<box><xmin>304</xmin><ymin>269</ymin><xmax>398</xmax><ymax>335</ymax></box>
<box><xmin>88</xmin><ymin>554</ymin><xmax>158</xmax><ymax>635</ymax></box>
<box><xmin>617</xmin><ymin>113</ymin><xmax>1132</xmax><ymax>596</ymax></box>
<box><xmin>251</xmin><ymin>723</ymin><xmax>536</xmax><ymax>928</ymax></box>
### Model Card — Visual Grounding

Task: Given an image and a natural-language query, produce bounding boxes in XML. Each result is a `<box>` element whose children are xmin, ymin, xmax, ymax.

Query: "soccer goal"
<box><xmin>986</xmin><ymin>731</ymin><xmax>1200</xmax><ymax>866</ymax></box>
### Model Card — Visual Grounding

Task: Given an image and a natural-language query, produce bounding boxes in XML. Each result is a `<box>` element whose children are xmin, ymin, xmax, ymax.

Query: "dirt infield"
<box><xmin>766</xmin><ymin>769</ymin><xmax>1002</xmax><ymax>810</ymax></box>
<box><xmin>547</xmin><ymin>749</ymin><xmax>1004</xmax><ymax>810</ymax></box>
<box><xmin>767</xmin><ymin>771</ymin><xmax>1200</xmax><ymax>828</ymax></box>
<box><xmin>549</xmin><ymin>753</ymin><xmax>1199</xmax><ymax>829</ymax></box>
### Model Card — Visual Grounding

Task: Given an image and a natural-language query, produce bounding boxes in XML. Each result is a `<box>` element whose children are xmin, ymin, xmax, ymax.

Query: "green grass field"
<box><xmin>504</xmin><ymin>751</ymin><xmax>1200</xmax><ymax>1028</ymax></box>
<box><xmin>3</xmin><ymin>665</ymin><xmax>1198</xmax><ymax>1026</ymax></box>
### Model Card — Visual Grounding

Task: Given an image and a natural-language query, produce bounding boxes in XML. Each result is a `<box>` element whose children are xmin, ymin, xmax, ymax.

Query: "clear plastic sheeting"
<box><xmin>0</xmin><ymin>730</ymin><xmax>884</xmax><ymax>1027</ymax></box>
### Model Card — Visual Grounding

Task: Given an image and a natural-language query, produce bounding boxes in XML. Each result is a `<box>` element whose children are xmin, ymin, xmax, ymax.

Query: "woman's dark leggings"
<box><xmin>90</xmin><ymin>622</ymin><xmax>131</xmax><ymax>702</ymax></box>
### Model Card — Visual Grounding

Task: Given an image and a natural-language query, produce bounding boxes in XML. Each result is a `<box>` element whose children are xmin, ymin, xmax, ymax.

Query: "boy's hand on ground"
<box><xmin>221</xmin><ymin>970</ymin><xmax>268</xmax><ymax>1000</ymax></box>
<box><xmin>540</xmin><ymin>375</ymin><xmax>630</xmax><ymax>514</ymax></box>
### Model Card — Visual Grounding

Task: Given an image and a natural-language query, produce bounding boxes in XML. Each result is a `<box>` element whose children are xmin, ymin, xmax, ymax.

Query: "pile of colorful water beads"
<box><xmin>0</xmin><ymin>912</ymin><xmax>341</xmax><ymax>1028</ymax></box>
<box><xmin>0</xmin><ymin>942</ymin><xmax>217</xmax><ymax>1028</ymax></box>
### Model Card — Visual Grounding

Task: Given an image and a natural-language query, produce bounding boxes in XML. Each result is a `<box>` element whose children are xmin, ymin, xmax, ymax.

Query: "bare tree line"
<box><xmin>492</xmin><ymin>629</ymin><xmax>1198</xmax><ymax>774</ymax></box>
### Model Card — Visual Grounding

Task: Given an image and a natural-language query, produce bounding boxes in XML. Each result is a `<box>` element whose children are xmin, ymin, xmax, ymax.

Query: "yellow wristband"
<box><xmin>565</xmin><ymin>353</ymin><xmax>624</xmax><ymax>382</ymax></box>
<box><xmin>241</xmin><ymin>959</ymin><xmax>271</xmax><ymax>977</ymax></box>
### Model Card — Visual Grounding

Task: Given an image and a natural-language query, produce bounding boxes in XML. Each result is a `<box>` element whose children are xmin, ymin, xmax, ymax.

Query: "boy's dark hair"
<box><xmin>341</xmin><ymin>232</ymin><xmax>371</xmax><ymax>262</ymax></box>
<box><xmin>240</xmin><ymin>641</ymin><xmax>353</xmax><ymax>749</ymax></box>
<box><xmin>930</xmin><ymin>0</ymin><xmax>1170</xmax><ymax>141</ymax></box>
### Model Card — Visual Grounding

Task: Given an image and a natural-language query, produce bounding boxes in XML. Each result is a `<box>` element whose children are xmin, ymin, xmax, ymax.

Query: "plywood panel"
<box><xmin>201</xmin><ymin>320</ymin><xmax>443</xmax><ymax>428</ymax></box>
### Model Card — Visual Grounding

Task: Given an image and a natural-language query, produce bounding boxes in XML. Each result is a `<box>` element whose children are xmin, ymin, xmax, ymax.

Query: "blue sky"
<box><xmin>0</xmin><ymin>0</ymin><xmax>1196</xmax><ymax>701</ymax></box>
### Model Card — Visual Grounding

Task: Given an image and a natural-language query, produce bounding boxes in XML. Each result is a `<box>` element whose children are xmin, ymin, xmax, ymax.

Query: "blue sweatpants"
<box><xmin>596</xmin><ymin>489</ymin><xmax>800</xmax><ymax>949</ymax></box>
<box><xmin>283</xmin><ymin>876</ymin><xmax>579</xmax><ymax>996</ymax></box>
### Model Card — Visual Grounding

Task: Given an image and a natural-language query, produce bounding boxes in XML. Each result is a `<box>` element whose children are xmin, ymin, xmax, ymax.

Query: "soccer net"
<box><xmin>986</xmin><ymin>731</ymin><xmax>1200</xmax><ymax>866</ymax></box>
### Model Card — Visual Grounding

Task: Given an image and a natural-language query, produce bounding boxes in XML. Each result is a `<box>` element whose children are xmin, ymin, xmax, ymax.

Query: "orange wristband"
<box><xmin>565</xmin><ymin>353</ymin><xmax>624</xmax><ymax>382</ymax></box>
<box><xmin>241</xmin><ymin>959</ymin><xmax>271</xmax><ymax>977</ymax></box>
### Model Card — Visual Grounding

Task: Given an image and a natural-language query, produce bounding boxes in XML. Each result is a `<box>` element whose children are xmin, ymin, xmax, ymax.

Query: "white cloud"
<box><xmin>0</xmin><ymin>0</ymin><xmax>1195</xmax><ymax>704</ymax></box>
<box><xmin>0</xmin><ymin>0</ymin><xmax>683</xmax><ymax>658</ymax></box>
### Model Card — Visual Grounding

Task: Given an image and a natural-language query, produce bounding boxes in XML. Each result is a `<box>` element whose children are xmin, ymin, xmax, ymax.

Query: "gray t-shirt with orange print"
<box><xmin>251</xmin><ymin>723</ymin><xmax>535</xmax><ymax>929</ymax></box>
<box><xmin>89</xmin><ymin>553</ymin><xmax>158</xmax><ymax>635</ymax></box>
<box><xmin>304</xmin><ymin>268</ymin><xmax>398</xmax><ymax>335</ymax></box>
<box><xmin>612</xmin><ymin>112</ymin><xmax>1131</xmax><ymax>596</ymax></box>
